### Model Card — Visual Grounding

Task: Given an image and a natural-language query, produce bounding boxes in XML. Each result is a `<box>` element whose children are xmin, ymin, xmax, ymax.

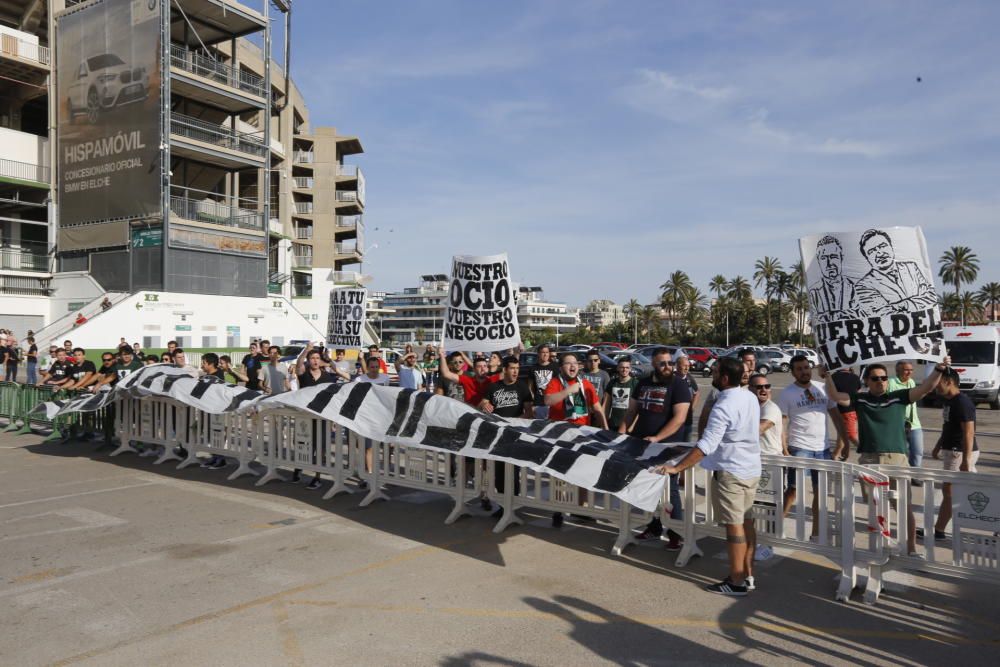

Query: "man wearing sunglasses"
<box><xmin>824</xmin><ymin>355</ymin><xmax>951</xmax><ymax>556</ymax></box>
<box><xmin>750</xmin><ymin>375</ymin><xmax>782</xmax><ymax>457</ymax></box>
<box><xmin>776</xmin><ymin>354</ymin><xmax>844</xmax><ymax>537</ymax></box>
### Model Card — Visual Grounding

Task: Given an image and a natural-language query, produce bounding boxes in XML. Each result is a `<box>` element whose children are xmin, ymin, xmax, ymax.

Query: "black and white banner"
<box><xmin>444</xmin><ymin>253</ymin><xmax>521</xmax><ymax>353</ymax></box>
<box><xmin>327</xmin><ymin>287</ymin><xmax>367</xmax><ymax>348</ymax></box>
<box><xmin>799</xmin><ymin>227</ymin><xmax>944</xmax><ymax>370</ymax></box>
<box><xmin>34</xmin><ymin>364</ymin><xmax>682</xmax><ymax>511</ymax></box>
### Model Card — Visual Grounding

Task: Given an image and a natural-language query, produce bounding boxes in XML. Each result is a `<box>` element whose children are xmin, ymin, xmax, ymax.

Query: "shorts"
<box><xmin>786</xmin><ymin>447</ymin><xmax>831</xmax><ymax>489</ymax></box>
<box><xmin>858</xmin><ymin>452</ymin><xmax>909</xmax><ymax>467</ymax></box>
<box><xmin>711</xmin><ymin>471</ymin><xmax>758</xmax><ymax>525</ymax></box>
<box><xmin>941</xmin><ymin>449</ymin><xmax>979</xmax><ymax>472</ymax></box>
<box><xmin>841</xmin><ymin>411</ymin><xmax>858</xmax><ymax>441</ymax></box>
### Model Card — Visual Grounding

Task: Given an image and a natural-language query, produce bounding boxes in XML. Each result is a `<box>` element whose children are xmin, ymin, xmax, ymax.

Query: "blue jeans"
<box><xmin>25</xmin><ymin>361</ymin><xmax>36</xmax><ymax>385</ymax></box>
<box><xmin>786</xmin><ymin>447</ymin><xmax>831</xmax><ymax>489</ymax></box>
<box><xmin>906</xmin><ymin>427</ymin><xmax>923</xmax><ymax>468</ymax></box>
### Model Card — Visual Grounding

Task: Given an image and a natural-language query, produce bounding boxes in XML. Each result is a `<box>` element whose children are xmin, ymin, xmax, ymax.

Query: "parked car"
<box><xmin>756</xmin><ymin>349</ymin><xmax>794</xmax><ymax>373</ymax></box>
<box><xmin>674</xmin><ymin>346</ymin><xmax>715</xmax><ymax>365</ymax></box>
<box><xmin>611</xmin><ymin>351</ymin><xmax>653</xmax><ymax>377</ymax></box>
<box><xmin>593</xmin><ymin>341</ymin><xmax>627</xmax><ymax>350</ymax></box>
<box><xmin>68</xmin><ymin>53</ymin><xmax>149</xmax><ymax>123</ymax></box>
<box><xmin>702</xmin><ymin>348</ymin><xmax>773</xmax><ymax>376</ymax></box>
<box><xmin>555</xmin><ymin>348</ymin><xmax>618</xmax><ymax>373</ymax></box>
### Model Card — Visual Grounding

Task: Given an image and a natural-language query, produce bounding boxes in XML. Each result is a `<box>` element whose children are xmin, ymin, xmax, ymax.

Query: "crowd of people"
<box><xmin>0</xmin><ymin>327</ymin><xmax>979</xmax><ymax>598</ymax></box>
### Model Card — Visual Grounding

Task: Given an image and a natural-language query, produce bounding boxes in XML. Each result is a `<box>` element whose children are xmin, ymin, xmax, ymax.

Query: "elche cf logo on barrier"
<box><xmin>969</xmin><ymin>491</ymin><xmax>989</xmax><ymax>514</ymax></box>
<box><xmin>758</xmin><ymin>470</ymin><xmax>772</xmax><ymax>491</ymax></box>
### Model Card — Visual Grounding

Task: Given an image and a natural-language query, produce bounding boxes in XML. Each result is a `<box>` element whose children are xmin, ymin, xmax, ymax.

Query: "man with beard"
<box><xmin>619</xmin><ymin>347</ymin><xmax>692</xmax><ymax>549</ymax></box>
<box><xmin>438</xmin><ymin>348</ymin><xmax>500</xmax><ymax>408</ymax></box>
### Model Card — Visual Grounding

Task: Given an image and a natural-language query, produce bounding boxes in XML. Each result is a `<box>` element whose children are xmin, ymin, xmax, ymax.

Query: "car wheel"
<box><xmin>87</xmin><ymin>88</ymin><xmax>100</xmax><ymax>124</ymax></box>
<box><xmin>757</xmin><ymin>365</ymin><xmax>769</xmax><ymax>375</ymax></box>
<box><xmin>779</xmin><ymin>363</ymin><xmax>790</xmax><ymax>373</ymax></box>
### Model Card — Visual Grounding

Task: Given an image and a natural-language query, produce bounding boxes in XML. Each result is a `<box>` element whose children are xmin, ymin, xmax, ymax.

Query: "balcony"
<box><xmin>293</xmin><ymin>201</ymin><xmax>314</xmax><ymax>215</ymax></box>
<box><xmin>335</xmin><ymin>191</ymin><xmax>358</xmax><ymax>203</ymax></box>
<box><xmin>293</xmin><ymin>151</ymin><xmax>314</xmax><ymax>164</ymax></box>
<box><xmin>336</xmin><ymin>164</ymin><xmax>358</xmax><ymax>178</ymax></box>
<box><xmin>169</xmin><ymin>186</ymin><xmax>264</xmax><ymax>231</ymax></box>
<box><xmin>336</xmin><ymin>215</ymin><xmax>361</xmax><ymax>229</ymax></box>
<box><xmin>333</xmin><ymin>271</ymin><xmax>362</xmax><ymax>284</ymax></box>
<box><xmin>0</xmin><ymin>32</ymin><xmax>50</xmax><ymax>78</ymax></box>
<box><xmin>292</xmin><ymin>176</ymin><xmax>314</xmax><ymax>189</ymax></box>
<box><xmin>293</xmin><ymin>224</ymin><xmax>312</xmax><ymax>239</ymax></box>
<box><xmin>0</xmin><ymin>241</ymin><xmax>50</xmax><ymax>273</ymax></box>
<box><xmin>292</xmin><ymin>255</ymin><xmax>313</xmax><ymax>270</ymax></box>
<box><xmin>335</xmin><ymin>241</ymin><xmax>360</xmax><ymax>256</ymax></box>
<box><xmin>170</xmin><ymin>112</ymin><xmax>267</xmax><ymax>167</ymax></box>
<box><xmin>0</xmin><ymin>158</ymin><xmax>50</xmax><ymax>187</ymax></box>
<box><xmin>169</xmin><ymin>44</ymin><xmax>267</xmax><ymax>111</ymax></box>
<box><xmin>0</xmin><ymin>274</ymin><xmax>50</xmax><ymax>296</ymax></box>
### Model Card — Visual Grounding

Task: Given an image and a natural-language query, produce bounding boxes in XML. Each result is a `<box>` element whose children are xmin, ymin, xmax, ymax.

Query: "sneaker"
<box><xmin>705</xmin><ymin>578</ymin><xmax>748</xmax><ymax>597</ymax></box>
<box><xmin>173</xmin><ymin>446</ymin><xmax>188</xmax><ymax>458</ymax></box>
<box><xmin>306</xmin><ymin>477</ymin><xmax>322</xmax><ymax>490</ymax></box>
<box><xmin>357</xmin><ymin>479</ymin><xmax>368</xmax><ymax>490</ymax></box>
<box><xmin>552</xmin><ymin>512</ymin><xmax>564</xmax><ymax>528</ymax></box>
<box><xmin>664</xmin><ymin>535</ymin><xmax>684</xmax><ymax>551</ymax></box>
<box><xmin>290</xmin><ymin>471</ymin><xmax>301</xmax><ymax>484</ymax></box>
<box><xmin>745</xmin><ymin>575</ymin><xmax>756</xmax><ymax>591</ymax></box>
<box><xmin>635</xmin><ymin>527</ymin><xmax>662</xmax><ymax>541</ymax></box>
<box><xmin>491</xmin><ymin>507</ymin><xmax>504</xmax><ymax>519</ymax></box>
<box><xmin>200</xmin><ymin>459</ymin><xmax>213</xmax><ymax>468</ymax></box>
<box><xmin>915</xmin><ymin>528</ymin><xmax>949</xmax><ymax>541</ymax></box>
<box><xmin>480</xmin><ymin>497</ymin><xmax>493</xmax><ymax>512</ymax></box>
<box><xmin>209</xmin><ymin>457</ymin><xmax>227</xmax><ymax>470</ymax></box>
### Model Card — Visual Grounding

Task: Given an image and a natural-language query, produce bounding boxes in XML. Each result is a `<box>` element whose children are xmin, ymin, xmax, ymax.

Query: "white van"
<box><xmin>942</xmin><ymin>325</ymin><xmax>1000</xmax><ymax>410</ymax></box>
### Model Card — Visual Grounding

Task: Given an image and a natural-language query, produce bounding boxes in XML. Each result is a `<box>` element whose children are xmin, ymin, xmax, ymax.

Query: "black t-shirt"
<box><xmin>606</xmin><ymin>376</ymin><xmax>638</xmax><ymax>431</ymax></box>
<box><xmin>484</xmin><ymin>379</ymin><xmax>533</xmax><ymax>418</ymax></box>
<box><xmin>629</xmin><ymin>374</ymin><xmax>693</xmax><ymax>440</ymax></box>
<box><xmin>47</xmin><ymin>360</ymin><xmax>76</xmax><ymax>383</ymax></box>
<box><xmin>832</xmin><ymin>371</ymin><xmax>862</xmax><ymax>414</ymax></box>
<box><xmin>298</xmin><ymin>369</ymin><xmax>338</xmax><ymax>388</ymax></box>
<box><xmin>241</xmin><ymin>353</ymin><xmax>267</xmax><ymax>390</ymax></box>
<box><xmin>3</xmin><ymin>346</ymin><xmax>16</xmax><ymax>366</ymax></box>
<box><xmin>938</xmin><ymin>393</ymin><xmax>979</xmax><ymax>452</ymax></box>
<box><xmin>27</xmin><ymin>344</ymin><xmax>37</xmax><ymax>362</ymax></box>
<box><xmin>71</xmin><ymin>360</ymin><xmax>97</xmax><ymax>383</ymax></box>
<box><xmin>530</xmin><ymin>363</ymin><xmax>560</xmax><ymax>403</ymax></box>
<box><xmin>206</xmin><ymin>368</ymin><xmax>226</xmax><ymax>381</ymax></box>
<box><xmin>679</xmin><ymin>373</ymin><xmax>699</xmax><ymax>426</ymax></box>
<box><xmin>98</xmin><ymin>364</ymin><xmax>119</xmax><ymax>386</ymax></box>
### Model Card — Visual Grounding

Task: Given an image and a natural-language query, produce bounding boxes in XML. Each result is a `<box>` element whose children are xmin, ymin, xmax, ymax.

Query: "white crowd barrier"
<box><xmin>94</xmin><ymin>396</ymin><xmax>1000</xmax><ymax>605</ymax></box>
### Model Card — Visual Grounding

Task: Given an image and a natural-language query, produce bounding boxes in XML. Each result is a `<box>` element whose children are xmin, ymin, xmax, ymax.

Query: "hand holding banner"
<box><xmin>799</xmin><ymin>226</ymin><xmax>944</xmax><ymax>370</ymax></box>
<box><xmin>444</xmin><ymin>253</ymin><xmax>521</xmax><ymax>352</ymax></box>
<box><xmin>327</xmin><ymin>287</ymin><xmax>367</xmax><ymax>348</ymax></box>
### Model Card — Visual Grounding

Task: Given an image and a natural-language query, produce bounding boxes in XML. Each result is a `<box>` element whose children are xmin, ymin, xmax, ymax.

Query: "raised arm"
<box><xmin>910</xmin><ymin>356</ymin><xmax>951</xmax><ymax>403</ymax></box>
<box><xmin>295</xmin><ymin>342</ymin><xmax>312</xmax><ymax>376</ymax></box>
<box><xmin>437</xmin><ymin>347</ymin><xmax>459</xmax><ymax>383</ymax></box>
<box><xmin>821</xmin><ymin>366</ymin><xmax>851</xmax><ymax>407</ymax></box>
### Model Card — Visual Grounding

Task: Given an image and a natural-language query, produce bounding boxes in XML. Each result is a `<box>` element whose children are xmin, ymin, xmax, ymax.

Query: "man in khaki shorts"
<box><xmin>823</xmin><ymin>356</ymin><xmax>951</xmax><ymax>555</ymax></box>
<box><xmin>654</xmin><ymin>357</ymin><xmax>761</xmax><ymax>597</ymax></box>
<box><xmin>926</xmin><ymin>368</ymin><xmax>979</xmax><ymax>539</ymax></box>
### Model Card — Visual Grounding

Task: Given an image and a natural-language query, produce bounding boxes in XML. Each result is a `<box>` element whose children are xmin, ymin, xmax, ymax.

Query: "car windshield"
<box><xmin>948</xmin><ymin>341</ymin><xmax>997</xmax><ymax>365</ymax></box>
<box><xmin>280</xmin><ymin>345</ymin><xmax>303</xmax><ymax>357</ymax></box>
<box><xmin>88</xmin><ymin>54</ymin><xmax>125</xmax><ymax>70</ymax></box>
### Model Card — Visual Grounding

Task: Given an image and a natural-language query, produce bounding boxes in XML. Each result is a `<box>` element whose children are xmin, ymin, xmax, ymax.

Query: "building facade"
<box><xmin>516</xmin><ymin>286</ymin><xmax>577</xmax><ymax>341</ymax></box>
<box><xmin>0</xmin><ymin>0</ymin><xmax>366</xmax><ymax>343</ymax></box>
<box><xmin>578</xmin><ymin>299</ymin><xmax>625</xmax><ymax>330</ymax></box>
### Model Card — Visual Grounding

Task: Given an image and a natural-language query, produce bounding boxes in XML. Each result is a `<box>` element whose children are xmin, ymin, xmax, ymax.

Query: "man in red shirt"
<box><xmin>544</xmin><ymin>352</ymin><xmax>608</xmax><ymax>528</ymax></box>
<box><xmin>437</xmin><ymin>348</ymin><xmax>499</xmax><ymax>407</ymax></box>
<box><xmin>545</xmin><ymin>352</ymin><xmax>608</xmax><ymax>427</ymax></box>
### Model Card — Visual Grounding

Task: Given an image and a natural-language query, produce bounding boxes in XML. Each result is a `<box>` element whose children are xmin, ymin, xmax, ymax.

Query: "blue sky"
<box><xmin>287</xmin><ymin>0</ymin><xmax>1000</xmax><ymax>308</ymax></box>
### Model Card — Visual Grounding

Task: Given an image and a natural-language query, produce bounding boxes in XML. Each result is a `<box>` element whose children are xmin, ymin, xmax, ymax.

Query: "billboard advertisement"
<box><xmin>56</xmin><ymin>0</ymin><xmax>162</xmax><ymax>227</ymax></box>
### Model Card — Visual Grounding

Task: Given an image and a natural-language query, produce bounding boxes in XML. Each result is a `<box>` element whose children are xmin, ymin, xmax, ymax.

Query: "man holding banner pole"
<box><xmin>822</xmin><ymin>356</ymin><xmax>950</xmax><ymax>556</ymax></box>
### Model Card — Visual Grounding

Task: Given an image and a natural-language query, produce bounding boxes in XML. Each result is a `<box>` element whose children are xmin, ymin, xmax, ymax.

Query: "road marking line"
<box><xmin>1</xmin><ymin>507</ymin><xmax>127</xmax><ymax>542</ymax></box>
<box><xmin>0</xmin><ymin>482</ymin><xmax>155</xmax><ymax>510</ymax></box>
<box><xmin>0</xmin><ymin>474</ymin><xmax>140</xmax><ymax>497</ymax></box>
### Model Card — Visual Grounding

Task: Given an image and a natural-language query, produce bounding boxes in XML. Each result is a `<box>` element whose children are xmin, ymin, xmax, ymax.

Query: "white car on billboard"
<box><xmin>67</xmin><ymin>53</ymin><xmax>149</xmax><ymax>123</ymax></box>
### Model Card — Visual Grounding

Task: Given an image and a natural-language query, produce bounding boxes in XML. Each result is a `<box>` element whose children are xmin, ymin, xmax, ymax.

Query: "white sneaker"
<box><xmin>745</xmin><ymin>575</ymin><xmax>756</xmax><ymax>591</ymax></box>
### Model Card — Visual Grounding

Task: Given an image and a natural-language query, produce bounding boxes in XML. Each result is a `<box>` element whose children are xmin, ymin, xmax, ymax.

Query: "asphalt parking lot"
<box><xmin>3</xmin><ymin>387</ymin><xmax>1000</xmax><ymax>667</ymax></box>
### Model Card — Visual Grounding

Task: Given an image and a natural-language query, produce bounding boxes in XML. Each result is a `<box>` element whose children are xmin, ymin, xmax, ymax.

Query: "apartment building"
<box><xmin>515</xmin><ymin>286</ymin><xmax>577</xmax><ymax>339</ymax></box>
<box><xmin>0</xmin><ymin>0</ymin><xmax>368</xmax><ymax>345</ymax></box>
<box><xmin>379</xmin><ymin>274</ymin><xmax>449</xmax><ymax>346</ymax></box>
<box><xmin>578</xmin><ymin>299</ymin><xmax>625</xmax><ymax>330</ymax></box>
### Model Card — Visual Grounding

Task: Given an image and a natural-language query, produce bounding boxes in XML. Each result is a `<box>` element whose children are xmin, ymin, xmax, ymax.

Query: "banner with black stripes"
<box><xmin>34</xmin><ymin>364</ymin><xmax>687</xmax><ymax>511</ymax></box>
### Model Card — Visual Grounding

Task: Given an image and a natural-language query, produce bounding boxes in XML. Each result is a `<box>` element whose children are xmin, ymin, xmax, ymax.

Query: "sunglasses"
<box><xmin>655</xmin><ymin>361</ymin><xmax>672</xmax><ymax>367</ymax></box>
<box><xmin>869</xmin><ymin>375</ymin><xmax>889</xmax><ymax>382</ymax></box>
<box><xmin>752</xmin><ymin>384</ymin><xmax>771</xmax><ymax>391</ymax></box>
<box><xmin>102</xmin><ymin>358</ymin><xmax>114</xmax><ymax>362</ymax></box>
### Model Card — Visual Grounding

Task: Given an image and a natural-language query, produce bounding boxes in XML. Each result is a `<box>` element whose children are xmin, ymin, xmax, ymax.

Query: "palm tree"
<box><xmin>623</xmin><ymin>298</ymin><xmax>642</xmax><ymax>344</ymax></box>
<box><xmin>727</xmin><ymin>276</ymin><xmax>752</xmax><ymax>302</ymax></box>
<box><xmin>709</xmin><ymin>274</ymin><xmax>728</xmax><ymax>300</ymax></box>
<box><xmin>938</xmin><ymin>246</ymin><xmax>980</xmax><ymax>299</ymax></box>
<box><xmin>639</xmin><ymin>305</ymin><xmax>660</xmax><ymax>339</ymax></box>
<box><xmin>659</xmin><ymin>271</ymin><xmax>693</xmax><ymax>332</ymax></box>
<box><xmin>772</xmin><ymin>270</ymin><xmax>796</xmax><ymax>340</ymax></box>
<box><xmin>977</xmin><ymin>282</ymin><xmax>1000</xmax><ymax>322</ymax></box>
<box><xmin>958</xmin><ymin>291</ymin><xmax>984</xmax><ymax>324</ymax></box>
<box><xmin>753</xmin><ymin>256</ymin><xmax>782</xmax><ymax>341</ymax></box>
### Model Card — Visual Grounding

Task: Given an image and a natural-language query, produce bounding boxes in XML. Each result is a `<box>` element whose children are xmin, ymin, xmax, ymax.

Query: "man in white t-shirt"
<box><xmin>750</xmin><ymin>374</ymin><xmax>783</xmax><ymax>456</ymax></box>
<box><xmin>394</xmin><ymin>350</ymin><xmax>425</xmax><ymax>390</ymax></box>
<box><xmin>775</xmin><ymin>354</ymin><xmax>843</xmax><ymax>537</ymax></box>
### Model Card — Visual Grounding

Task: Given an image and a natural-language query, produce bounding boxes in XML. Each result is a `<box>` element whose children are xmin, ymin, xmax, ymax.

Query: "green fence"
<box><xmin>0</xmin><ymin>381</ymin><xmax>20</xmax><ymax>431</ymax></box>
<box><xmin>0</xmin><ymin>383</ymin><xmax>113</xmax><ymax>442</ymax></box>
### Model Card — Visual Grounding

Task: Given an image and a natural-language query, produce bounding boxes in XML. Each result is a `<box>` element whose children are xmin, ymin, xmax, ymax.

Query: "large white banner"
<box><xmin>327</xmin><ymin>287</ymin><xmax>367</xmax><ymax>349</ymax></box>
<box><xmin>33</xmin><ymin>364</ymin><xmax>689</xmax><ymax>511</ymax></box>
<box><xmin>443</xmin><ymin>253</ymin><xmax>520</xmax><ymax>353</ymax></box>
<box><xmin>799</xmin><ymin>227</ymin><xmax>944</xmax><ymax>371</ymax></box>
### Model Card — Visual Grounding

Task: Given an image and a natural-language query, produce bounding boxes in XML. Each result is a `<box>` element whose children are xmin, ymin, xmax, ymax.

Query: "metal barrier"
<box><xmin>867</xmin><ymin>464</ymin><xmax>1000</xmax><ymax>603</ymax></box>
<box><xmin>0</xmin><ymin>381</ymin><xmax>20</xmax><ymax>430</ymax></box>
<box><xmin>15</xmin><ymin>384</ymin><xmax>67</xmax><ymax>440</ymax></box>
<box><xmin>30</xmin><ymin>395</ymin><xmax>1000</xmax><ymax>605</ymax></box>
